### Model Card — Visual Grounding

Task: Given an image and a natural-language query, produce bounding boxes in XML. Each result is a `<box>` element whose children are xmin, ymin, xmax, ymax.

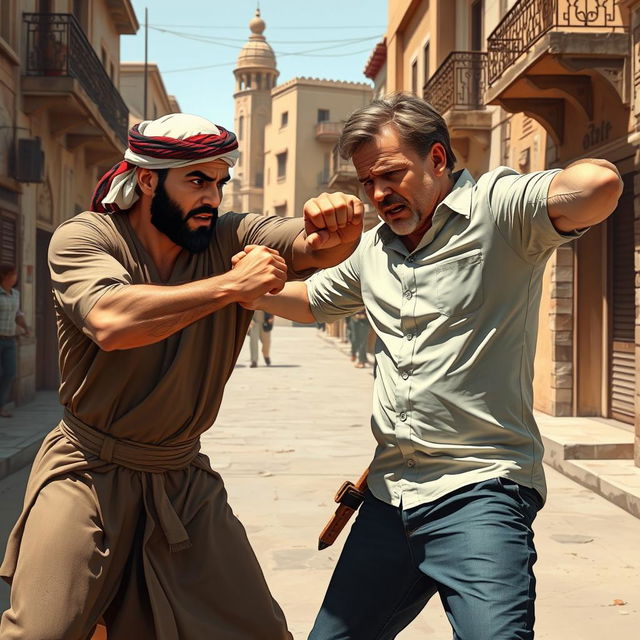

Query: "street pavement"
<box><xmin>0</xmin><ymin>324</ymin><xmax>638</xmax><ymax>638</ymax></box>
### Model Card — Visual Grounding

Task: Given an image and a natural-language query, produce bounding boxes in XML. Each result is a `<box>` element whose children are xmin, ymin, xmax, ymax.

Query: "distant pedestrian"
<box><xmin>349</xmin><ymin>311</ymin><xmax>369</xmax><ymax>368</ymax></box>
<box><xmin>250</xmin><ymin>310</ymin><xmax>273</xmax><ymax>367</ymax></box>
<box><xmin>0</xmin><ymin>264</ymin><xmax>30</xmax><ymax>418</ymax></box>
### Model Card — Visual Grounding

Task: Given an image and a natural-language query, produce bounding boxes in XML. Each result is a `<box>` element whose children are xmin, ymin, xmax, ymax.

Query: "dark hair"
<box><xmin>134</xmin><ymin>168</ymin><xmax>168</xmax><ymax>197</ymax></box>
<box><xmin>339</xmin><ymin>93</ymin><xmax>456</xmax><ymax>170</ymax></box>
<box><xmin>0</xmin><ymin>264</ymin><xmax>16</xmax><ymax>278</ymax></box>
<box><xmin>155</xmin><ymin>168</ymin><xmax>168</xmax><ymax>187</ymax></box>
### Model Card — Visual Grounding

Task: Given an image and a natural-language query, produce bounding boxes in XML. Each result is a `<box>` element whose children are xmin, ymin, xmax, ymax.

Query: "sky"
<box><xmin>120</xmin><ymin>0</ymin><xmax>387</xmax><ymax>130</ymax></box>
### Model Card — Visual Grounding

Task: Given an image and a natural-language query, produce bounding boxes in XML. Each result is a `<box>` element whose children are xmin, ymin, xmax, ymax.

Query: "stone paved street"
<box><xmin>0</xmin><ymin>325</ymin><xmax>639</xmax><ymax>638</ymax></box>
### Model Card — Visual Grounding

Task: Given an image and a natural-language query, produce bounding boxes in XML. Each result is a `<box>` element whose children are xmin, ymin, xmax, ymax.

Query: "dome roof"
<box><xmin>236</xmin><ymin>9</ymin><xmax>277</xmax><ymax>71</ymax></box>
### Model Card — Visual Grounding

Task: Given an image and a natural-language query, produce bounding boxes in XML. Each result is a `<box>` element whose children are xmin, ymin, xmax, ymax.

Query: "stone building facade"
<box><xmin>378</xmin><ymin>0</ymin><xmax>640</xmax><ymax>466</ymax></box>
<box><xmin>0</xmin><ymin>0</ymin><xmax>138</xmax><ymax>403</ymax></box>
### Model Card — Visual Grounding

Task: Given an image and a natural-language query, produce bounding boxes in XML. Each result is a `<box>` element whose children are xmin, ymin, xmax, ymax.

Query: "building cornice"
<box><xmin>271</xmin><ymin>76</ymin><xmax>372</xmax><ymax>98</ymax></box>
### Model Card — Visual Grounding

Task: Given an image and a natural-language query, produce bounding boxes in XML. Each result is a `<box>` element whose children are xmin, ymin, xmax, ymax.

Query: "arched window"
<box><xmin>238</xmin><ymin>115</ymin><xmax>244</xmax><ymax>140</ymax></box>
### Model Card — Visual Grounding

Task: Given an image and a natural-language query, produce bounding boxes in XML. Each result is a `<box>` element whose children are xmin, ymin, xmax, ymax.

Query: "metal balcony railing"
<box><xmin>23</xmin><ymin>13</ymin><xmax>129</xmax><ymax>145</ymax></box>
<box><xmin>487</xmin><ymin>0</ymin><xmax>627</xmax><ymax>86</ymax></box>
<box><xmin>423</xmin><ymin>51</ymin><xmax>487</xmax><ymax>115</ymax></box>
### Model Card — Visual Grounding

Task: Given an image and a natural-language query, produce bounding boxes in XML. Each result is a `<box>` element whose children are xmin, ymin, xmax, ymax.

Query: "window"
<box><xmin>280</xmin><ymin>111</ymin><xmax>288</xmax><ymax>128</ymax></box>
<box><xmin>317</xmin><ymin>109</ymin><xmax>330</xmax><ymax>123</ymax></box>
<box><xmin>255</xmin><ymin>172</ymin><xmax>263</xmax><ymax>188</ymax></box>
<box><xmin>238</xmin><ymin>115</ymin><xmax>244</xmax><ymax>139</ymax></box>
<box><xmin>411</xmin><ymin>60</ymin><xmax>418</xmax><ymax>96</ymax></box>
<box><xmin>423</xmin><ymin>43</ymin><xmax>430</xmax><ymax>85</ymax></box>
<box><xmin>0</xmin><ymin>1</ymin><xmax>13</xmax><ymax>46</ymax></box>
<box><xmin>471</xmin><ymin>0</ymin><xmax>483</xmax><ymax>51</ymax></box>
<box><xmin>276</xmin><ymin>152</ymin><xmax>287</xmax><ymax>180</ymax></box>
<box><xmin>274</xmin><ymin>204</ymin><xmax>287</xmax><ymax>217</ymax></box>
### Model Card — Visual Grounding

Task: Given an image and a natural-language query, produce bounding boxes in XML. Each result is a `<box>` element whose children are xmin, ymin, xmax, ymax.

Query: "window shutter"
<box><xmin>0</xmin><ymin>214</ymin><xmax>17</xmax><ymax>265</ymax></box>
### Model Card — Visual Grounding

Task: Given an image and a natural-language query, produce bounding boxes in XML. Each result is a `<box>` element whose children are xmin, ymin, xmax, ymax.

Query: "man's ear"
<box><xmin>429</xmin><ymin>143</ymin><xmax>448</xmax><ymax>177</ymax></box>
<box><xmin>136</xmin><ymin>167</ymin><xmax>158</xmax><ymax>197</ymax></box>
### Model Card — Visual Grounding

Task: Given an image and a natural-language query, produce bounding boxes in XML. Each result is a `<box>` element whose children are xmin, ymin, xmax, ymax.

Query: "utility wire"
<box><xmin>162</xmin><ymin>45</ymin><xmax>375</xmax><ymax>74</ymax></box>
<box><xmin>148</xmin><ymin>26</ymin><xmax>381</xmax><ymax>45</ymax></box>
<box><xmin>150</xmin><ymin>23</ymin><xmax>385</xmax><ymax>30</ymax></box>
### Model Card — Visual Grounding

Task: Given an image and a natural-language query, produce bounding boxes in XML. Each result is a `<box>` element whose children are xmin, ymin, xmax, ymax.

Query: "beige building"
<box><xmin>119</xmin><ymin>62</ymin><xmax>181</xmax><ymax>126</ymax></box>
<box><xmin>373</xmin><ymin>0</ymin><xmax>640</xmax><ymax>468</ymax></box>
<box><xmin>223</xmin><ymin>10</ymin><xmax>373</xmax><ymax>220</ymax></box>
<box><xmin>0</xmin><ymin>0</ymin><xmax>138</xmax><ymax>402</ymax></box>
<box><xmin>263</xmin><ymin>77</ymin><xmax>372</xmax><ymax>218</ymax></box>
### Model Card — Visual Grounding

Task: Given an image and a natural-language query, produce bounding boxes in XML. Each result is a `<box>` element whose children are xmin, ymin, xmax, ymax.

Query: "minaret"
<box><xmin>224</xmin><ymin>8</ymin><xmax>278</xmax><ymax>214</ymax></box>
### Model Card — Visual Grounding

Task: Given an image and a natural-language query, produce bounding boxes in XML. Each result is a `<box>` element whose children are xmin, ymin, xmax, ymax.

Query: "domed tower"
<box><xmin>225</xmin><ymin>8</ymin><xmax>278</xmax><ymax>214</ymax></box>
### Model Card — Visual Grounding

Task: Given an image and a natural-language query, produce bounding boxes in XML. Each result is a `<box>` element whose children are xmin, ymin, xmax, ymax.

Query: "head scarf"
<box><xmin>91</xmin><ymin>113</ymin><xmax>239</xmax><ymax>213</ymax></box>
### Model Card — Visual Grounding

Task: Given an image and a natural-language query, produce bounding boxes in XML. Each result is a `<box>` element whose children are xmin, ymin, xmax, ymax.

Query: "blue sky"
<box><xmin>121</xmin><ymin>0</ymin><xmax>387</xmax><ymax>130</ymax></box>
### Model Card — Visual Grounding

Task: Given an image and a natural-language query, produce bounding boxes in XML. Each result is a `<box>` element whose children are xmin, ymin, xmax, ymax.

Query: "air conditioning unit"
<box><xmin>14</xmin><ymin>138</ymin><xmax>44</xmax><ymax>183</ymax></box>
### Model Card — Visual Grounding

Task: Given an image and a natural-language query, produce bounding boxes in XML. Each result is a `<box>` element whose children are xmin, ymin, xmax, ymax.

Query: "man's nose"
<box><xmin>372</xmin><ymin>181</ymin><xmax>389</xmax><ymax>203</ymax></box>
<box><xmin>203</xmin><ymin>185</ymin><xmax>222</xmax><ymax>208</ymax></box>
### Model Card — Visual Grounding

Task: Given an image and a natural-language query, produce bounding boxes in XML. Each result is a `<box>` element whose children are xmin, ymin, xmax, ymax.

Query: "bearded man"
<box><xmin>0</xmin><ymin>113</ymin><xmax>363</xmax><ymax>639</ymax></box>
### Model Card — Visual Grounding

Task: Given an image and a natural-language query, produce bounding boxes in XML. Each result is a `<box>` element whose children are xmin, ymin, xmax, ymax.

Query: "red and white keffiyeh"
<box><xmin>91</xmin><ymin>113</ymin><xmax>239</xmax><ymax>213</ymax></box>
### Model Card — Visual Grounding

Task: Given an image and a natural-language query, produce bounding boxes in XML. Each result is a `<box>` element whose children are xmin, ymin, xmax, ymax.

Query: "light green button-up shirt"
<box><xmin>307</xmin><ymin>167</ymin><xmax>585</xmax><ymax>508</ymax></box>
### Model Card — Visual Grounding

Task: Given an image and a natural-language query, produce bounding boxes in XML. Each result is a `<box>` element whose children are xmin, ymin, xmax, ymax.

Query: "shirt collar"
<box><xmin>376</xmin><ymin>169</ymin><xmax>476</xmax><ymax>247</ymax></box>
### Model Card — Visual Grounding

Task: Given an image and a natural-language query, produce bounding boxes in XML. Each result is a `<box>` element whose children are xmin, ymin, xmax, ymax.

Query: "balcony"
<box><xmin>21</xmin><ymin>13</ymin><xmax>129</xmax><ymax>163</ymax></box>
<box><xmin>485</xmin><ymin>0</ymin><xmax>629</xmax><ymax>148</ymax></box>
<box><xmin>424</xmin><ymin>51</ymin><xmax>491</xmax><ymax>170</ymax></box>
<box><xmin>328</xmin><ymin>146</ymin><xmax>358</xmax><ymax>193</ymax></box>
<box><xmin>315</xmin><ymin>121</ymin><xmax>343</xmax><ymax>142</ymax></box>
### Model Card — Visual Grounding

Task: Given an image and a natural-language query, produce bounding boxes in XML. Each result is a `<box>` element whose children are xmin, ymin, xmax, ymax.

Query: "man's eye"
<box><xmin>191</xmin><ymin>179</ymin><xmax>204</xmax><ymax>186</ymax></box>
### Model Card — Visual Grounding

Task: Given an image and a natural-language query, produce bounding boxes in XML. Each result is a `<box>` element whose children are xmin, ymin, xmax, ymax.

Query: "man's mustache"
<box><xmin>380</xmin><ymin>195</ymin><xmax>407</xmax><ymax>209</ymax></box>
<box><xmin>186</xmin><ymin>206</ymin><xmax>218</xmax><ymax>220</ymax></box>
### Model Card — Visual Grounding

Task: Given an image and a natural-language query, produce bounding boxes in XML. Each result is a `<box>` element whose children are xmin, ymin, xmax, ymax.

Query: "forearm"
<box><xmin>15</xmin><ymin>314</ymin><xmax>28</xmax><ymax>333</ymax></box>
<box><xmin>254</xmin><ymin>282</ymin><xmax>315</xmax><ymax>324</ymax></box>
<box><xmin>548</xmin><ymin>159</ymin><xmax>623</xmax><ymax>232</ymax></box>
<box><xmin>86</xmin><ymin>273</ymin><xmax>238</xmax><ymax>350</ymax></box>
<box><xmin>293</xmin><ymin>234</ymin><xmax>360</xmax><ymax>272</ymax></box>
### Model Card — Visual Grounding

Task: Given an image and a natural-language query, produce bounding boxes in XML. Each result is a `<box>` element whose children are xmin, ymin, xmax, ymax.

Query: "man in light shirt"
<box><xmin>239</xmin><ymin>94</ymin><xmax>623</xmax><ymax>639</ymax></box>
<box><xmin>0</xmin><ymin>264</ymin><xmax>29</xmax><ymax>418</ymax></box>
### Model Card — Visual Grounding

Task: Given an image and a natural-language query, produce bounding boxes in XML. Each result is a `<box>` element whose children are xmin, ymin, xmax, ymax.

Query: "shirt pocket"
<box><xmin>435</xmin><ymin>250</ymin><xmax>484</xmax><ymax>317</ymax></box>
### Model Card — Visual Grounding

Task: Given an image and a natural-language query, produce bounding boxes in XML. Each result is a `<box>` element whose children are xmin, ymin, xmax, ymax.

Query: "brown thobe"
<box><xmin>0</xmin><ymin>210</ymin><xmax>308</xmax><ymax>639</ymax></box>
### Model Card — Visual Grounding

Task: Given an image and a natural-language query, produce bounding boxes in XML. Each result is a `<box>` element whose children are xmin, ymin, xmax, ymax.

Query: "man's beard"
<box><xmin>150</xmin><ymin>182</ymin><xmax>218</xmax><ymax>254</ymax></box>
<box><xmin>379</xmin><ymin>194</ymin><xmax>421</xmax><ymax>236</ymax></box>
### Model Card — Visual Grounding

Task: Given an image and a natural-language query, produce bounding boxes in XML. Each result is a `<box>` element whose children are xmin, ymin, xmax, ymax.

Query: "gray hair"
<box><xmin>339</xmin><ymin>93</ymin><xmax>456</xmax><ymax>170</ymax></box>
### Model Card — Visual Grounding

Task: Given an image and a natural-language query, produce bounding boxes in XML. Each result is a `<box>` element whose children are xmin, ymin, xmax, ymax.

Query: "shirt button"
<box><xmin>399</xmin><ymin>411</ymin><xmax>407</xmax><ymax>421</ymax></box>
<box><xmin>401</xmin><ymin>371</ymin><xmax>409</xmax><ymax>380</ymax></box>
<box><xmin>407</xmin><ymin>458</ymin><xmax>416</xmax><ymax>468</ymax></box>
<box><xmin>406</xmin><ymin>333</ymin><xmax>413</xmax><ymax>341</ymax></box>
<box><xmin>404</xmin><ymin>290</ymin><xmax>413</xmax><ymax>299</ymax></box>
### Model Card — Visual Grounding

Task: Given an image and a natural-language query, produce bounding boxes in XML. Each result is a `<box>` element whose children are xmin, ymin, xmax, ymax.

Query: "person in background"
<box><xmin>0</xmin><ymin>264</ymin><xmax>30</xmax><ymax>418</ymax></box>
<box><xmin>250</xmin><ymin>309</ymin><xmax>273</xmax><ymax>367</ymax></box>
<box><xmin>349</xmin><ymin>310</ymin><xmax>370</xmax><ymax>368</ymax></box>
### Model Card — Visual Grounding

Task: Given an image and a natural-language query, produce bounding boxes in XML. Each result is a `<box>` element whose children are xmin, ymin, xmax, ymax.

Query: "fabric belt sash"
<box><xmin>61</xmin><ymin>409</ymin><xmax>201</xmax><ymax>552</ymax></box>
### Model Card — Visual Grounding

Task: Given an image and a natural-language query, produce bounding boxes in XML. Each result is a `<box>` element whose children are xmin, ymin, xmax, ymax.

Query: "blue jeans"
<box><xmin>0</xmin><ymin>337</ymin><xmax>17</xmax><ymax>406</ymax></box>
<box><xmin>308</xmin><ymin>477</ymin><xmax>543</xmax><ymax>640</ymax></box>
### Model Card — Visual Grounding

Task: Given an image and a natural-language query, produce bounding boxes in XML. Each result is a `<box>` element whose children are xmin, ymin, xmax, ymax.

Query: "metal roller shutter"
<box><xmin>609</xmin><ymin>173</ymin><xmax>635</xmax><ymax>424</ymax></box>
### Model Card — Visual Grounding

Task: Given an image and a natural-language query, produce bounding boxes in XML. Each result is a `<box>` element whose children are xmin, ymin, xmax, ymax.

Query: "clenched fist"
<box><xmin>303</xmin><ymin>192</ymin><xmax>364</xmax><ymax>250</ymax></box>
<box><xmin>229</xmin><ymin>245</ymin><xmax>287</xmax><ymax>306</ymax></box>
